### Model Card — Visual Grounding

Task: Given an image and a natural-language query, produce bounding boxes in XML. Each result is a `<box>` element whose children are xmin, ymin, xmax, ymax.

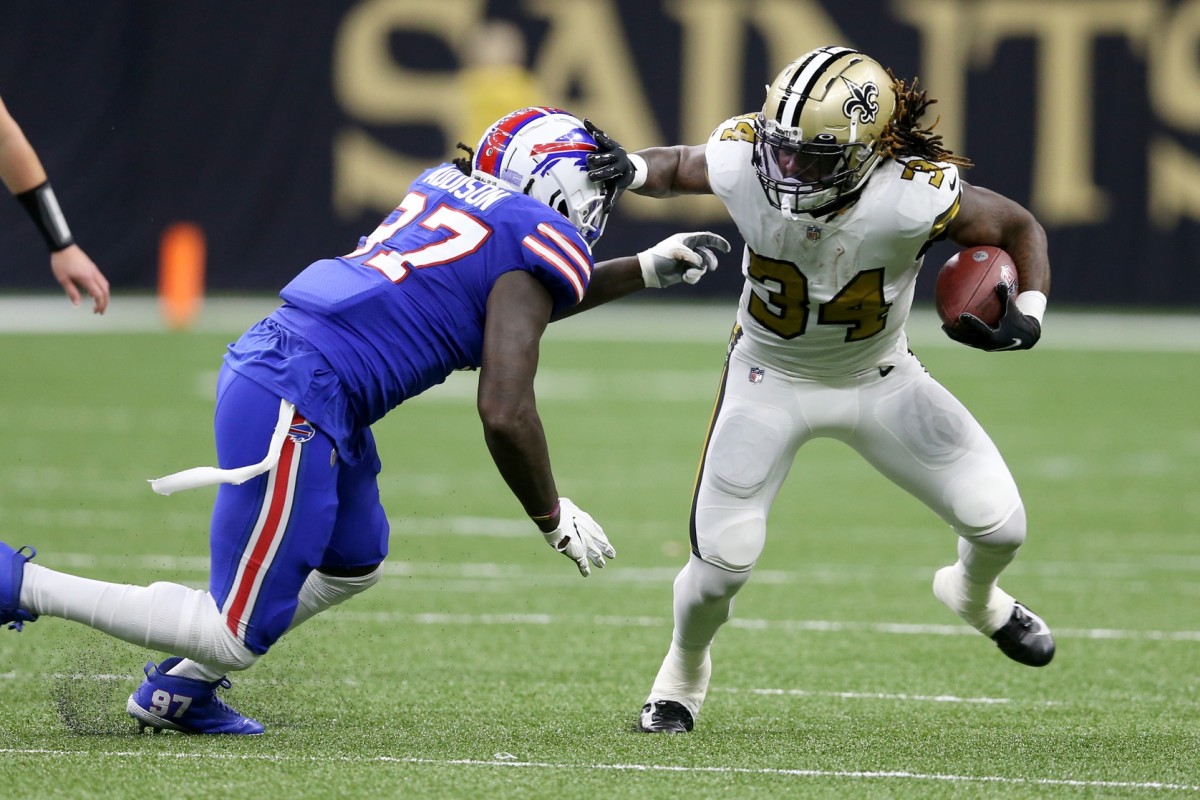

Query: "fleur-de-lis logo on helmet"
<box><xmin>841</xmin><ymin>76</ymin><xmax>880</xmax><ymax>124</ymax></box>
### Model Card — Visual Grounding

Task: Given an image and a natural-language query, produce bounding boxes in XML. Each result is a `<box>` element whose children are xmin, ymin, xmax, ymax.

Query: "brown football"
<box><xmin>935</xmin><ymin>245</ymin><xmax>1019</xmax><ymax>329</ymax></box>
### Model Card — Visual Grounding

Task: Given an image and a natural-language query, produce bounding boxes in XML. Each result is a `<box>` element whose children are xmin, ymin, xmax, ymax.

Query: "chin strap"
<box><xmin>780</xmin><ymin>194</ymin><xmax>830</xmax><ymax>220</ymax></box>
<box><xmin>779</xmin><ymin>194</ymin><xmax>805</xmax><ymax>220</ymax></box>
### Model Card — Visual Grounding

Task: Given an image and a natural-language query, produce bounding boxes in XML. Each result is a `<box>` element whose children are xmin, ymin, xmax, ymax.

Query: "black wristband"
<box><xmin>15</xmin><ymin>180</ymin><xmax>75</xmax><ymax>252</ymax></box>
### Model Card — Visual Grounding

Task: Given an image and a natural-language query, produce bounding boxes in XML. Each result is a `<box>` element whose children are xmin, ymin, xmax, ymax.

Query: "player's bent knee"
<box><xmin>186</xmin><ymin>593</ymin><xmax>261</xmax><ymax>672</ymax></box>
<box><xmin>681</xmin><ymin>554</ymin><xmax>753</xmax><ymax>604</ymax></box>
<box><xmin>947</xmin><ymin>472</ymin><xmax>1021</xmax><ymax>535</ymax></box>
<box><xmin>970</xmin><ymin>503</ymin><xmax>1027</xmax><ymax>551</ymax></box>
<box><xmin>286</xmin><ymin>564</ymin><xmax>385</xmax><ymax>635</ymax></box>
<box><xmin>695</xmin><ymin>509</ymin><xmax>765</xmax><ymax>572</ymax></box>
<box><xmin>214</xmin><ymin>640</ymin><xmax>261</xmax><ymax>672</ymax></box>
<box><xmin>318</xmin><ymin>562</ymin><xmax>383</xmax><ymax>580</ymax></box>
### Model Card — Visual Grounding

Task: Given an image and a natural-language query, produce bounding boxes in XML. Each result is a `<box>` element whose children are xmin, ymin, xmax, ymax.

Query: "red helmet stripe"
<box><xmin>476</xmin><ymin>107</ymin><xmax>565</xmax><ymax>178</ymax></box>
<box><xmin>529</xmin><ymin>141</ymin><xmax>598</xmax><ymax>157</ymax></box>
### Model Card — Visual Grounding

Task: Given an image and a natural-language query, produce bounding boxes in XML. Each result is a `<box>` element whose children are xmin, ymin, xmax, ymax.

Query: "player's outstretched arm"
<box><xmin>478</xmin><ymin>270</ymin><xmax>615</xmax><ymax>576</ymax></box>
<box><xmin>479</xmin><ymin>270</ymin><xmax>558</xmax><ymax>517</ymax></box>
<box><xmin>632</xmin><ymin>145</ymin><xmax>712</xmax><ymax>197</ymax></box>
<box><xmin>584</xmin><ymin>120</ymin><xmax>711</xmax><ymax>198</ymax></box>
<box><xmin>553</xmin><ymin>231</ymin><xmax>730</xmax><ymax>320</ymax></box>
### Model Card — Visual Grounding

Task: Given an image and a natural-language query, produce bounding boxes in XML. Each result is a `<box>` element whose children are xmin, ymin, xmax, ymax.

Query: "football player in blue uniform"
<box><xmin>0</xmin><ymin>107</ymin><xmax>729</xmax><ymax>734</ymax></box>
<box><xmin>588</xmin><ymin>48</ymin><xmax>1053</xmax><ymax>733</ymax></box>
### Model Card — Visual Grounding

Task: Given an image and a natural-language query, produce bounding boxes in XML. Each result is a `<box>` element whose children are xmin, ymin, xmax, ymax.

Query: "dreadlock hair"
<box><xmin>452</xmin><ymin>142</ymin><xmax>475</xmax><ymax>176</ymax></box>
<box><xmin>879</xmin><ymin>71</ymin><xmax>973</xmax><ymax>170</ymax></box>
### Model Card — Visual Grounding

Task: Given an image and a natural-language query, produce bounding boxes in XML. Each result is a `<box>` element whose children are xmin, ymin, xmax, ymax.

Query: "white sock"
<box><xmin>934</xmin><ymin>504</ymin><xmax>1026</xmax><ymax>634</ymax></box>
<box><xmin>20</xmin><ymin>563</ymin><xmax>256</xmax><ymax>672</ymax></box>
<box><xmin>166</xmin><ymin>659</ymin><xmax>226</xmax><ymax>683</ymax></box>
<box><xmin>162</xmin><ymin>569</ymin><xmax>382</xmax><ymax>683</ymax></box>
<box><xmin>646</xmin><ymin>556</ymin><xmax>750</xmax><ymax>717</ymax></box>
<box><xmin>934</xmin><ymin>561</ymin><xmax>1014</xmax><ymax>635</ymax></box>
<box><xmin>648</xmin><ymin>640</ymin><xmax>712</xmax><ymax>716</ymax></box>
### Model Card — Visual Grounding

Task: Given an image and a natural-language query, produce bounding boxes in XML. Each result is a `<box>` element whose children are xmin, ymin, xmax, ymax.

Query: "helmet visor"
<box><xmin>755</xmin><ymin>131</ymin><xmax>865</xmax><ymax>194</ymax></box>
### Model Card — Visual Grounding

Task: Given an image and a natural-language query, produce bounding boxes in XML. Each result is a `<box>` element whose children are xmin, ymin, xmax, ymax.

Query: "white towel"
<box><xmin>149</xmin><ymin>399</ymin><xmax>296</xmax><ymax>495</ymax></box>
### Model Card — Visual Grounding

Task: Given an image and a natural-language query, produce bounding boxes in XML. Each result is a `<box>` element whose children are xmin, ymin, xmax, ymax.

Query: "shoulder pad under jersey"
<box><xmin>887</xmin><ymin>157</ymin><xmax>963</xmax><ymax>240</ymax></box>
<box><xmin>705</xmin><ymin>113</ymin><xmax>758</xmax><ymax>196</ymax></box>
<box><xmin>516</xmin><ymin>209</ymin><xmax>593</xmax><ymax>313</ymax></box>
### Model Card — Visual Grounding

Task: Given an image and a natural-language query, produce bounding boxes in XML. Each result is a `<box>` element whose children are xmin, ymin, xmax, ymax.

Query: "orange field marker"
<box><xmin>159</xmin><ymin>222</ymin><xmax>206</xmax><ymax>330</ymax></box>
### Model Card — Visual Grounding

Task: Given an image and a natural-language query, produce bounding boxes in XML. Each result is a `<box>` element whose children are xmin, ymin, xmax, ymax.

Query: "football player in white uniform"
<box><xmin>587</xmin><ymin>46</ymin><xmax>1053</xmax><ymax>733</ymax></box>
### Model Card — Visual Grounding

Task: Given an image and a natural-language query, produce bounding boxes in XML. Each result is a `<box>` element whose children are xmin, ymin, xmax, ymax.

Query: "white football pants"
<box><xmin>648</xmin><ymin>347</ymin><xmax>1026</xmax><ymax>717</ymax></box>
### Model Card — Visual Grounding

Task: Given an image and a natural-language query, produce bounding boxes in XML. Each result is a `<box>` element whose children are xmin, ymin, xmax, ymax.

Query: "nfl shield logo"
<box><xmin>748</xmin><ymin>366</ymin><xmax>765</xmax><ymax>384</ymax></box>
<box><xmin>806</xmin><ymin>225</ymin><xmax>822</xmax><ymax>241</ymax></box>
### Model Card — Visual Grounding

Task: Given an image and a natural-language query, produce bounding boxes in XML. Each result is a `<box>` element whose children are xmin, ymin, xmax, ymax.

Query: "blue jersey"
<box><xmin>224</xmin><ymin>163</ymin><xmax>594</xmax><ymax>462</ymax></box>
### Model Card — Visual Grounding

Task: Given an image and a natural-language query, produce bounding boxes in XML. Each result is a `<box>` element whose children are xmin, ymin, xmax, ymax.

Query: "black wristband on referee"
<box><xmin>15</xmin><ymin>180</ymin><xmax>75</xmax><ymax>252</ymax></box>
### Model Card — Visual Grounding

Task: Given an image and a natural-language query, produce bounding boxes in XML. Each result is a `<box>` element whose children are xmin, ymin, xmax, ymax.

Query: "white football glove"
<box><xmin>542</xmin><ymin>497</ymin><xmax>615</xmax><ymax>577</ymax></box>
<box><xmin>637</xmin><ymin>231</ymin><xmax>731</xmax><ymax>288</ymax></box>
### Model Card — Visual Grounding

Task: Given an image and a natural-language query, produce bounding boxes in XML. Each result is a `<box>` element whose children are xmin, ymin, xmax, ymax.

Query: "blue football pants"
<box><xmin>207</xmin><ymin>366</ymin><xmax>389</xmax><ymax>655</ymax></box>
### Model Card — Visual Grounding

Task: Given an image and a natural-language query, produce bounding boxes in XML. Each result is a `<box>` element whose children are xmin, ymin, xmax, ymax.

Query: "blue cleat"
<box><xmin>0</xmin><ymin>542</ymin><xmax>38</xmax><ymax>632</ymax></box>
<box><xmin>126</xmin><ymin>657</ymin><xmax>265</xmax><ymax>735</ymax></box>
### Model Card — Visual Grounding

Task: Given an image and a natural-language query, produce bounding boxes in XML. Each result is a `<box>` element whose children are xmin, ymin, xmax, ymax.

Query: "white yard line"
<box><xmin>40</xmin><ymin>550</ymin><xmax>1200</xmax><ymax>579</ymax></box>
<box><xmin>22</xmin><ymin>553</ymin><xmax>1200</xmax><ymax>643</ymax></box>
<box><xmin>13</xmin><ymin>673</ymin><xmax>1042</xmax><ymax>707</ymax></box>
<box><xmin>323</xmin><ymin>609</ymin><xmax>1200</xmax><ymax>643</ymax></box>
<box><xmin>0</xmin><ymin>296</ymin><xmax>279</xmax><ymax>334</ymax></box>
<box><xmin>714</xmin><ymin>687</ymin><xmax>1024</xmax><ymax>705</ymax></box>
<box><xmin>2</xmin><ymin>296</ymin><xmax>1199</xmax><ymax>352</ymax></box>
<box><xmin>0</xmin><ymin>749</ymin><xmax>1194</xmax><ymax>792</ymax></box>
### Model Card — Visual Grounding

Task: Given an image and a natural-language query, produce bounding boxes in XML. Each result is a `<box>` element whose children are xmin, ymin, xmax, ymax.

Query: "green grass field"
<box><xmin>1</xmin><ymin>298</ymin><xmax>1198</xmax><ymax>798</ymax></box>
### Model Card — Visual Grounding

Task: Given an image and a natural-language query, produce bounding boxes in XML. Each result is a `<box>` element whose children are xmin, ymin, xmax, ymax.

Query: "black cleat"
<box><xmin>639</xmin><ymin>700</ymin><xmax>694</xmax><ymax>733</ymax></box>
<box><xmin>991</xmin><ymin>602</ymin><xmax>1055</xmax><ymax>667</ymax></box>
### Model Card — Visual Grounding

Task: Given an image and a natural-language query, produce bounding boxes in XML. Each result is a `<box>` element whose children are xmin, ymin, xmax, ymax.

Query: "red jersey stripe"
<box><xmin>522</xmin><ymin>235</ymin><xmax>585</xmax><ymax>301</ymax></box>
<box><xmin>536</xmin><ymin>223</ymin><xmax>592</xmax><ymax>278</ymax></box>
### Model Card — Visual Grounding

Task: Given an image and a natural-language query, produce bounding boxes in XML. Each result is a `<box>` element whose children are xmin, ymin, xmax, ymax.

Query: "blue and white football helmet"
<box><xmin>471</xmin><ymin>107</ymin><xmax>613</xmax><ymax>245</ymax></box>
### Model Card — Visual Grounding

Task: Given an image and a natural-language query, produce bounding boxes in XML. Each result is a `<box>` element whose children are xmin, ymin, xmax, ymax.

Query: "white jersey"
<box><xmin>705</xmin><ymin>115</ymin><xmax>962</xmax><ymax>379</ymax></box>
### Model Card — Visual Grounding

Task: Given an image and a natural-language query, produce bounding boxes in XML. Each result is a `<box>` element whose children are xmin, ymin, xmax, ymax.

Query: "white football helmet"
<box><xmin>471</xmin><ymin>107</ymin><xmax>613</xmax><ymax>245</ymax></box>
<box><xmin>753</xmin><ymin>46</ymin><xmax>897</xmax><ymax>217</ymax></box>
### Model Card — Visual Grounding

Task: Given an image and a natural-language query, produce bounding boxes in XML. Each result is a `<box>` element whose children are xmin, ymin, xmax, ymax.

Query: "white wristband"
<box><xmin>627</xmin><ymin>153</ymin><xmax>648</xmax><ymax>190</ymax></box>
<box><xmin>1015</xmin><ymin>290</ymin><xmax>1047</xmax><ymax>324</ymax></box>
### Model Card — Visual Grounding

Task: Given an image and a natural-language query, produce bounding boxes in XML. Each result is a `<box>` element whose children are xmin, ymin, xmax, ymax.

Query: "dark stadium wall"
<box><xmin>1</xmin><ymin>0</ymin><xmax>1197</xmax><ymax>308</ymax></box>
